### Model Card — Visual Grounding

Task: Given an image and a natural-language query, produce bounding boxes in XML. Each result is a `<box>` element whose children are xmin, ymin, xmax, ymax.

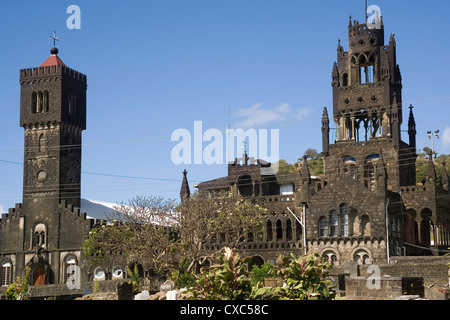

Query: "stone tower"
<box><xmin>19</xmin><ymin>46</ymin><xmax>87</xmax><ymax>210</ymax></box>
<box><xmin>323</xmin><ymin>16</ymin><xmax>416</xmax><ymax>189</ymax></box>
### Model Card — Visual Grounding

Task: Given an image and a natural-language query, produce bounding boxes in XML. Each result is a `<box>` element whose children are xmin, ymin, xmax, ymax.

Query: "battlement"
<box><xmin>20</xmin><ymin>65</ymin><xmax>87</xmax><ymax>83</ymax></box>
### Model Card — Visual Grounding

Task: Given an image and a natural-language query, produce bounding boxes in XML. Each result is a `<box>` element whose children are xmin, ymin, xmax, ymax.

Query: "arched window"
<box><xmin>43</xmin><ymin>91</ymin><xmax>49</xmax><ymax>112</ymax></box>
<box><xmin>329</xmin><ymin>210</ymin><xmax>338</xmax><ymax>237</ymax></box>
<box><xmin>360</xmin><ymin>214</ymin><xmax>371</xmax><ymax>236</ymax></box>
<box><xmin>286</xmin><ymin>219</ymin><xmax>293</xmax><ymax>241</ymax></box>
<box><xmin>39</xmin><ymin>134</ymin><xmax>46</xmax><ymax>153</ymax></box>
<box><xmin>353</xmin><ymin>249</ymin><xmax>371</xmax><ymax>265</ymax></box>
<box><xmin>322</xmin><ymin>250</ymin><xmax>339</xmax><ymax>266</ymax></box>
<box><xmin>266</xmin><ymin>220</ymin><xmax>273</xmax><ymax>241</ymax></box>
<box><xmin>276</xmin><ymin>219</ymin><xmax>283</xmax><ymax>241</ymax></box>
<box><xmin>31</xmin><ymin>92</ymin><xmax>38</xmax><ymax>114</ymax></box>
<box><xmin>342</xmin><ymin>73</ymin><xmax>348</xmax><ymax>87</ymax></box>
<box><xmin>65</xmin><ymin>256</ymin><xmax>78</xmax><ymax>285</ymax></box>
<box><xmin>238</xmin><ymin>174</ymin><xmax>253</xmax><ymax>197</ymax></box>
<box><xmin>359</xmin><ymin>54</ymin><xmax>375</xmax><ymax>84</ymax></box>
<box><xmin>319</xmin><ymin>216</ymin><xmax>328</xmax><ymax>237</ymax></box>
<box><xmin>38</xmin><ymin>91</ymin><xmax>44</xmax><ymax>113</ymax></box>
<box><xmin>33</xmin><ymin>223</ymin><xmax>46</xmax><ymax>247</ymax></box>
<box><xmin>1</xmin><ymin>262</ymin><xmax>12</xmax><ymax>286</ymax></box>
<box><xmin>340</xmin><ymin>204</ymin><xmax>349</xmax><ymax>236</ymax></box>
<box><xmin>296</xmin><ymin>221</ymin><xmax>302</xmax><ymax>241</ymax></box>
<box><xmin>343</xmin><ymin>157</ymin><xmax>357</xmax><ymax>179</ymax></box>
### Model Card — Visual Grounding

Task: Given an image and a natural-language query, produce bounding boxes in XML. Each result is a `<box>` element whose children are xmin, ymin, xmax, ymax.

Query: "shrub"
<box><xmin>274</xmin><ymin>252</ymin><xmax>336</xmax><ymax>300</ymax></box>
<box><xmin>187</xmin><ymin>248</ymin><xmax>335</xmax><ymax>300</ymax></box>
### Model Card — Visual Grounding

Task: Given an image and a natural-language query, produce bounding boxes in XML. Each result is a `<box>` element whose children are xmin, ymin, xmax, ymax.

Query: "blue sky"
<box><xmin>0</xmin><ymin>0</ymin><xmax>449</xmax><ymax>212</ymax></box>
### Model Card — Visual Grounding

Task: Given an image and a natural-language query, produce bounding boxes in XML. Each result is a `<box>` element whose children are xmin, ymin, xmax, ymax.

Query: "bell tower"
<box><xmin>19</xmin><ymin>45</ymin><xmax>87</xmax><ymax>210</ymax></box>
<box><xmin>323</xmin><ymin>16</ymin><xmax>416</xmax><ymax>189</ymax></box>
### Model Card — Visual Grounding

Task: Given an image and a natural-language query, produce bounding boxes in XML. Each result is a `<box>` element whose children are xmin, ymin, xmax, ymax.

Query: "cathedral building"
<box><xmin>194</xmin><ymin>16</ymin><xmax>450</xmax><ymax>267</ymax></box>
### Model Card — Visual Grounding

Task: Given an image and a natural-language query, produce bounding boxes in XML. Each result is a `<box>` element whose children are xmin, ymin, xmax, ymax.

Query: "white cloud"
<box><xmin>442</xmin><ymin>127</ymin><xmax>450</xmax><ymax>150</ymax></box>
<box><xmin>0</xmin><ymin>205</ymin><xmax>5</xmax><ymax>214</ymax></box>
<box><xmin>233</xmin><ymin>103</ymin><xmax>312</xmax><ymax>129</ymax></box>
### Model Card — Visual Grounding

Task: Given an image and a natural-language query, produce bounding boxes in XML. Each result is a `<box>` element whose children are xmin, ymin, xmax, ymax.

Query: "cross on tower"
<box><xmin>48</xmin><ymin>31</ymin><xmax>60</xmax><ymax>47</ymax></box>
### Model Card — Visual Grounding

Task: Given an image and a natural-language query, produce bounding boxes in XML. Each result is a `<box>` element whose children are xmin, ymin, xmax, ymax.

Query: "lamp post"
<box><xmin>427</xmin><ymin>130</ymin><xmax>440</xmax><ymax>159</ymax></box>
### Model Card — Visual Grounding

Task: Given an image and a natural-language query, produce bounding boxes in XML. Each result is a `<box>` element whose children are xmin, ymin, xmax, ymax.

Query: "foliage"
<box><xmin>274</xmin><ymin>252</ymin><xmax>336</xmax><ymax>300</ymax></box>
<box><xmin>83</xmin><ymin>194</ymin><xmax>266</xmax><ymax>276</ymax></box>
<box><xmin>171</xmin><ymin>269</ymin><xmax>197</xmax><ymax>289</ymax></box>
<box><xmin>127</xmin><ymin>264</ymin><xmax>140</xmax><ymax>294</ymax></box>
<box><xmin>304</xmin><ymin>148</ymin><xmax>319</xmax><ymax>160</ymax></box>
<box><xmin>5</xmin><ymin>267</ymin><xmax>30</xmax><ymax>300</ymax></box>
<box><xmin>4</xmin><ymin>283</ymin><xmax>20</xmax><ymax>300</ymax></box>
<box><xmin>93</xmin><ymin>278</ymin><xmax>100</xmax><ymax>294</ymax></box>
<box><xmin>250</xmin><ymin>261</ymin><xmax>276</xmax><ymax>286</ymax></box>
<box><xmin>187</xmin><ymin>247</ymin><xmax>254</xmax><ymax>300</ymax></box>
<box><xmin>279</xmin><ymin>148</ymin><xmax>450</xmax><ymax>187</ymax></box>
<box><xmin>187</xmin><ymin>248</ymin><xmax>335</xmax><ymax>301</ymax></box>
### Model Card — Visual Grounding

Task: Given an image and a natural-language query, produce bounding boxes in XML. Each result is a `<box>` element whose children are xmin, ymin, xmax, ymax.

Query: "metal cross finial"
<box><xmin>48</xmin><ymin>31</ymin><xmax>60</xmax><ymax>47</ymax></box>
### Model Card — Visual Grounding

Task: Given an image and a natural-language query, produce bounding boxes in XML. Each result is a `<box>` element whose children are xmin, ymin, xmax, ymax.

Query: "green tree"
<box><xmin>304</xmin><ymin>148</ymin><xmax>319</xmax><ymax>160</ymax></box>
<box><xmin>83</xmin><ymin>193</ymin><xmax>266</xmax><ymax>275</ymax></box>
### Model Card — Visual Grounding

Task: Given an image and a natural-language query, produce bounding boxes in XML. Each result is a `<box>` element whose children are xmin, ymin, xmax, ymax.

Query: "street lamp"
<box><xmin>427</xmin><ymin>130</ymin><xmax>440</xmax><ymax>158</ymax></box>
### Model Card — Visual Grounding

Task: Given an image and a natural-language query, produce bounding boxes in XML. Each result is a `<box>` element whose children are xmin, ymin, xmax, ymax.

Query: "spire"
<box><xmin>337</xmin><ymin>38</ymin><xmax>343</xmax><ymax>52</ymax></box>
<box><xmin>408</xmin><ymin>105</ymin><xmax>417</xmax><ymax>149</ymax></box>
<box><xmin>389</xmin><ymin>33</ymin><xmax>396</xmax><ymax>45</ymax></box>
<box><xmin>442</xmin><ymin>162</ymin><xmax>449</xmax><ymax>191</ymax></box>
<box><xmin>180</xmin><ymin>169</ymin><xmax>191</xmax><ymax>199</ymax></box>
<box><xmin>349</xmin><ymin>15</ymin><xmax>353</xmax><ymax>27</ymax></box>
<box><xmin>322</xmin><ymin>107</ymin><xmax>330</xmax><ymax>157</ymax></box>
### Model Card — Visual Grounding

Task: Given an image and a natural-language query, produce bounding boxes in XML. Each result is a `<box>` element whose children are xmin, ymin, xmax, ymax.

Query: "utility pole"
<box><xmin>427</xmin><ymin>130</ymin><xmax>440</xmax><ymax>160</ymax></box>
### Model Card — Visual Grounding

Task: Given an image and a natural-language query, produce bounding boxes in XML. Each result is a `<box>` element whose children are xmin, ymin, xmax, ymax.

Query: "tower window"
<box><xmin>31</xmin><ymin>92</ymin><xmax>37</xmax><ymax>114</ymax></box>
<box><xmin>44</xmin><ymin>91</ymin><xmax>49</xmax><ymax>112</ymax></box>
<box><xmin>38</xmin><ymin>91</ymin><xmax>44</xmax><ymax>112</ymax></box>
<box><xmin>33</xmin><ymin>223</ymin><xmax>46</xmax><ymax>248</ymax></box>
<box><xmin>342</xmin><ymin>73</ymin><xmax>348</xmax><ymax>86</ymax></box>
<box><xmin>359</xmin><ymin>55</ymin><xmax>376</xmax><ymax>84</ymax></box>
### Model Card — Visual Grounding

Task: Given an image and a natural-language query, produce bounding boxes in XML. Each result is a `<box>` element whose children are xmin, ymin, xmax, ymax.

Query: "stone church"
<box><xmin>0</xmin><ymin>46</ymin><xmax>114</xmax><ymax>297</ymax></box>
<box><xmin>0</xmin><ymin>12</ymin><xmax>448</xmax><ymax>299</ymax></box>
<box><xmin>193</xmin><ymin>16</ymin><xmax>450</xmax><ymax>268</ymax></box>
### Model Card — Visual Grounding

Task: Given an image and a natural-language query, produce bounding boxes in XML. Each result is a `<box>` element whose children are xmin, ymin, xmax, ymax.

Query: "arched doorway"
<box><xmin>248</xmin><ymin>256</ymin><xmax>264</xmax><ymax>270</ymax></box>
<box><xmin>32</xmin><ymin>265</ymin><xmax>45</xmax><ymax>286</ymax></box>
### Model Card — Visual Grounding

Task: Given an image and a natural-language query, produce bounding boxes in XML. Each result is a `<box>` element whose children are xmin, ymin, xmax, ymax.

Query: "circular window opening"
<box><xmin>112</xmin><ymin>266</ymin><xmax>123</xmax><ymax>278</ymax></box>
<box><xmin>94</xmin><ymin>267</ymin><xmax>105</xmax><ymax>279</ymax></box>
<box><xmin>37</xmin><ymin>171</ymin><xmax>47</xmax><ymax>182</ymax></box>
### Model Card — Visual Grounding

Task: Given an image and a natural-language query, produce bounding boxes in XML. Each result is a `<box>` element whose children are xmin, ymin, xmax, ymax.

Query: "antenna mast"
<box><xmin>365</xmin><ymin>0</ymin><xmax>368</xmax><ymax>22</ymax></box>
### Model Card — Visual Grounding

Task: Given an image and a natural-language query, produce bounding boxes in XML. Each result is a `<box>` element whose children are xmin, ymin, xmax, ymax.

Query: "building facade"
<box><xmin>194</xmin><ymin>17</ymin><xmax>450</xmax><ymax>267</ymax></box>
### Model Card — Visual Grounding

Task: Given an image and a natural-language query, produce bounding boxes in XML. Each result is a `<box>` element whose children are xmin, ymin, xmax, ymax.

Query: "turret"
<box><xmin>322</xmin><ymin>107</ymin><xmax>330</xmax><ymax>157</ymax></box>
<box><xmin>180</xmin><ymin>169</ymin><xmax>191</xmax><ymax>199</ymax></box>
